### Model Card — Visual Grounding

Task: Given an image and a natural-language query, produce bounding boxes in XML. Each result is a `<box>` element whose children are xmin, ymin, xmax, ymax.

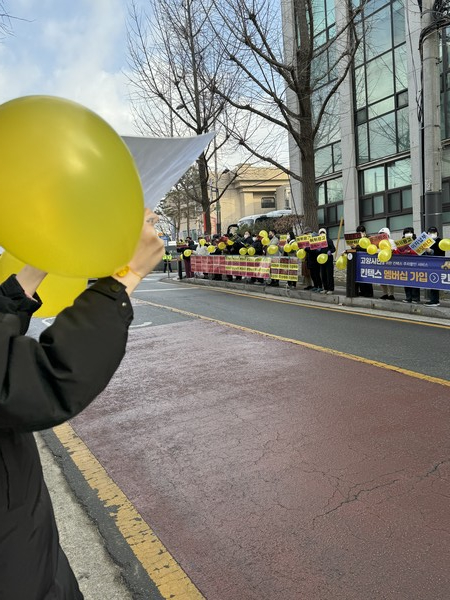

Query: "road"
<box><xmin>37</xmin><ymin>275</ymin><xmax>450</xmax><ymax>600</ymax></box>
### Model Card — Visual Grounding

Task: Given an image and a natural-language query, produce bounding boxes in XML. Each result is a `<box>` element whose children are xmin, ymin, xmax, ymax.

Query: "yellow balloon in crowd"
<box><xmin>261</xmin><ymin>237</ymin><xmax>270</xmax><ymax>246</ymax></box>
<box><xmin>290</xmin><ymin>241</ymin><xmax>299</xmax><ymax>251</ymax></box>
<box><xmin>439</xmin><ymin>238</ymin><xmax>450</xmax><ymax>251</ymax></box>
<box><xmin>317</xmin><ymin>253</ymin><xmax>328</xmax><ymax>264</ymax></box>
<box><xmin>227</xmin><ymin>239</ymin><xmax>234</xmax><ymax>246</ymax></box>
<box><xmin>378</xmin><ymin>239</ymin><xmax>391</xmax><ymax>250</ymax></box>
<box><xmin>259</xmin><ymin>230</ymin><xmax>268</xmax><ymax>238</ymax></box>
<box><xmin>267</xmin><ymin>244</ymin><xmax>278</xmax><ymax>255</ymax></box>
<box><xmin>336</xmin><ymin>254</ymin><xmax>347</xmax><ymax>270</ymax></box>
<box><xmin>296</xmin><ymin>249</ymin><xmax>306</xmax><ymax>260</ymax></box>
<box><xmin>183</xmin><ymin>249</ymin><xmax>192</xmax><ymax>257</ymax></box>
<box><xmin>218</xmin><ymin>241</ymin><xmax>226</xmax><ymax>250</ymax></box>
<box><xmin>247</xmin><ymin>246</ymin><xmax>256</xmax><ymax>256</ymax></box>
<box><xmin>358</xmin><ymin>237</ymin><xmax>370</xmax><ymax>249</ymax></box>
<box><xmin>283</xmin><ymin>244</ymin><xmax>292</xmax><ymax>254</ymax></box>
<box><xmin>0</xmin><ymin>252</ymin><xmax>87</xmax><ymax>317</ymax></box>
<box><xmin>378</xmin><ymin>249</ymin><xmax>392</xmax><ymax>262</ymax></box>
<box><xmin>199</xmin><ymin>238</ymin><xmax>206</xmax><ymax>246</ymax></box>
<box><xmin>367</xmin><ymin>244</ymin><xmax>378</xmax><ymax>255</ymax></box>
<box><xmin>239</xmin><ymin>247</ymin><xmax>247</xmax><ymax>255</ymax></box>
<box><xmin>207</xmin><ymin>245</ymin><xmax>215</xmax><ymax>253</ymax></box>
<box><xmin>0</xmin><ymin>96</ymin><xmax>144</xmax><ymax>278</ymax></box>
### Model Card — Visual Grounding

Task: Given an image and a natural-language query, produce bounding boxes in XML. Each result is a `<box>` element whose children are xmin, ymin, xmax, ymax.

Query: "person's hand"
<box><xmin>16</xmin><ymin>265</ymin><xmax>48</xmax><ymax>298</ymax></box>
<box><xmin>112</xmin><ymin>208</ymin><xmax>164</xmax><ymax>294</ymax></box>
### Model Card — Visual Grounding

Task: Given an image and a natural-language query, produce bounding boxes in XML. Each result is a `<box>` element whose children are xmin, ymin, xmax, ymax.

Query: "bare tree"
<box><xmin>206</xmin><ymin>0</ymin><xmax>363</xmax><ymax>230</ymax></box>
<box><xmin>126</xmin><ymin>0</ymin><xmax>243</xmax><ymax>233</ymax></box>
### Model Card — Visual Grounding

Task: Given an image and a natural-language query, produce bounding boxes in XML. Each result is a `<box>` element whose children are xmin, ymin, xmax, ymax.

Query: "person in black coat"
<box><xmin>318</xmin><ymin>227</ymin><xmax>336</xmax><ymax>294</ymax></box>
<box><xmin>424</xmin><ymin>226</ymin><xmax>445</xmax><ymax>306</ymax></box>
<box><xmin>0</xmin><ymin>209</ymin><xmax>164</xmax><ymax>600</ymax></box>
<box><xmin>305</xmin><ymin>232</ymin><xmax>322</xmax><ymax>292</ymax></box>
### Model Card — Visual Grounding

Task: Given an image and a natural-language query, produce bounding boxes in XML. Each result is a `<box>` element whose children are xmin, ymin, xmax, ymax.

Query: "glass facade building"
<box><xmin>282</xmin><ymin>0</ymin><xmax>450</xmax><ymax>238</ymax></box>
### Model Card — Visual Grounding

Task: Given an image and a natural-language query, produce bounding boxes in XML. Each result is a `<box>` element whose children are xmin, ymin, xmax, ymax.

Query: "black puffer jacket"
<box><xmin>0</xmin><ymin>275</ymin><xmax>133</xmax><ymax>599</ymax></box>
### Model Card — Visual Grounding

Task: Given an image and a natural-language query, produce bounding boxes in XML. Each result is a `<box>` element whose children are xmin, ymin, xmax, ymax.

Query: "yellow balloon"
<box><xmin>296</xmin><ymin>249</ymin><xmax>306</xmax><ymax>260</ymax></box>
<box><xmin>439</xmin><ymin>238</ymin><xmax>450</xmax><ymax>251</ymax></box>
<box><xmin>378</xmin><ymin>239</ymin><xmax>391</xmax><ymax>250</ymax></box>
<box><xmin>0</xmin><ymin>252</ymin><xmax>87</xmax><ymax>317</ymax></box>
<box><xmin>261</xmin><ymin>237</ymin><xmax>270</xmax><ymax>246</ymax></box>
<box><xmin>317</xmin><ymin>253</ymin><xmax>328</xmax><ymax>264</ymax></box>
<box><xmin>267</xmin><ymin>244</ymin><xmax>278</xmax><ymax>255</ymax></box>
<box><xmin>227</xmin><ymin>239</ymin><xmax>234</xmax><ymax>246</ymax></box>
<box><xmin>199</xmin><ymin>238</ymin><xmax>206</xmax><ymax>246</ymax></box>
<box><xmin>218</xmin><ymin>242</ymin><xmax>226</xmax><ymax>250</ymax></box>
<box><xmin>290</xmin><ymin>241</ymin><xmax>299</xmax><ymax>251</ymax></box>
<box><xmin>259</xmin><ymin>230</ymin><xmax>268</xmax><ymax>238</ymax></box>
<box><xmin>367</xmin><ymin>244</ymin><xmax>378</xmax><ymax>255</ymax></box>
<box><xmin>283</xmin><ymin>243</ymin><xmax>292</xmax><ymax>253</ymax></box>
<box><xmin>0</xmin><ymin>96</ymin><xmax>143</xmax><ymax>278</ymax></box>
<box><xmin>358</xmin><ymin>237</ymin><xmax>370</xmax><ymax>249</ymax></box>
<box><xmin>378</xmin><ymin>249</ymin><xmax>392</xmax><ymax>262</ymax></box>
<box><xmin>183</xmin><ymin>249</ymin><xmax>192</xmax><ymax>257</ymax></box>
<box><xmin>247</xmin><ymin>246</ymin><xmax>256</xmax><ymax>256</ymax></box>
<box><xmin>336</xmin><ymin>254</ymin><xmax>347</xmax><ymax>270</ymax></box>
<box><xmin>207</xmin><ymin>245</ymin><xmax>215</xmax><ymax>253</ymax></box>
<box><xmin>239</xmin><ymin>247</ymin><xmax>248</xmax><ymax>255</ymax></box>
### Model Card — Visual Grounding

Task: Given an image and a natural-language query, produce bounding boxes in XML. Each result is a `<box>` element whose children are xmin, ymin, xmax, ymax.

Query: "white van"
<box><xmin>236</xmin><ymin>209</ymin><xmax>292</xmax><ymax>229</ymax></box>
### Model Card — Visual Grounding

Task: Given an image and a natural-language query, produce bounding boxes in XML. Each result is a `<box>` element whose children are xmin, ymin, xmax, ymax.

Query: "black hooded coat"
<box><xmin>0</xmin><ymin>275</ymin><xmax>133</xmax><ymax>599</ymax></box>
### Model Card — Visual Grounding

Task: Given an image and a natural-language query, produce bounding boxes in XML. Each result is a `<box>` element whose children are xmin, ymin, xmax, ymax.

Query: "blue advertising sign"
<box><xmin>355</xmin><ymin>253</ymin><xmax>450</xmax><ymax>290</ymax></box>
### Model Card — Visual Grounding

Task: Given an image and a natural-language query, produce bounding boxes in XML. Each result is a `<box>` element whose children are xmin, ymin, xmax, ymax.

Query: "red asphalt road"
<box><xmin>71</xmin><ymin>320</ymin><xmax>450</xmax><ymax>600</ymax></box>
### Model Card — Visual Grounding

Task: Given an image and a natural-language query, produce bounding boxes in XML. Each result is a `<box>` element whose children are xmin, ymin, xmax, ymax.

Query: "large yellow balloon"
<box><xmin>296</xmin><ymin>249</ymin><xmax>306</xmax><ymax>260</ymax></box>
<box><xmin>267</xmin><ymin>245</ymin><xmax>278</xmax><ymax>255</ymax></box>
<box><xmin>239</xmin><ymin>247</ymin><xmax>248</xmax><ymax>255</ymax></box>
<box><xmin>218</xmin><ymin>242</ymin><xmax>226</xmax><ymax>250</ymax></box>
<box><xmin>283</xmin><ymin>244</ymin><xmax>292</xmax><ymax>253</ymax></box>
<box><xmin>199</xmin><ymin>238</ymin><xmax>206</xmax><ymax>246</ymax></box>
<box><xmin>336</xmin><ymin>254</ymin><xmax>347</xmax><ymax>270</ymax></box>
<box><xmin>378</xmin><ymin>249</ymin><xmax>392</xmax><ymax>262</ymax></box>
<box><xmin>247</xmin><ymin>246</ymin><xmax>256</xmax><ymax>256</ymax></box>
<box><xmin>358</xmin><ymin>237</ymin><xmax>370</xmax><ymax>249</ymax></box>
<box><xmin>290</xmin><ymin>242</ymin><xmax>299</xmax><ymax>251</ymax></box>
<box><xmin>183</xmin><ymin>249</ymin><xmax>192</xmax><ymax>257</ymax></box>
<box><xmin>0</xmin><ymin>96</ymin><xmax>143</xmax><ymax>278</ymax></box>
<box><xmin>261</xmin><ymin>237</ymin><xmax>270</xmax><ymax>246</ymax></box>
<box><xmin>0</xmin><ymin>252</ymin><xmax>87</xmax><ymax>317</ymax></box>
<box><xmin>378</xmin><ymin>239</ymin><xmax>391</xmax><ymax>251</ymax></box>
<box><xmin>259</xmin><ymin>230</ymin><xmax>268</xmax><ymax>238</ymax></box>
<box><xmin>439</xmin><ymin>238</ymin><xmax>450</xmax><ymax>251</ymax></box>
<box><xmin>207</xmin><ymin>245</ymin><xmax>216</xmax><ymax>253</ymax></box>
<box><xmin>317</xmin><ymin>253</ymin><xmax>328</xmax><ymax>264</ymax></box>
<box><xmin>367</xmin><ymin>244</ymin><xmax>378</xmax><ymax>255</ymax></box>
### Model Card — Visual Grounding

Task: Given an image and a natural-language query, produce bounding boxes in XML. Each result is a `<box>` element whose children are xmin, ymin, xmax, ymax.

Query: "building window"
<box><xmin>359</xmin><ymin>158</ymin><xmax>412</xmax><ymax>232</ymax></box>
<box><xmin>316</xmin><ymin>177</ymin><xmax>343</xmax><ymax>235</ymax></box>
<box><xmin>353</xmin><ymin>0</ymin><xmax>409</xmax><ymax>164</ymax></box>
<box><xmin>261</xmin><ymin>196</ymin><xmax>276</xmax><ymax>208</ymax></box>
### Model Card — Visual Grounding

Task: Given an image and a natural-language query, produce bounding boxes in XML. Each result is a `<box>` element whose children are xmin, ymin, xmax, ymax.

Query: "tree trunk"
<box><xmin>197</xmin><ymin>152</ymin><xmax>212</xmax><ymax>234</ymax></box>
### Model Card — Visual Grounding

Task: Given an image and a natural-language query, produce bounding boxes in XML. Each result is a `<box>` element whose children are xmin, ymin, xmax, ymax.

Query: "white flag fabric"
<box><xmin>122</xmin><ymin>133</ymin><xmax>215</xmax><ymax>209</ymax></box>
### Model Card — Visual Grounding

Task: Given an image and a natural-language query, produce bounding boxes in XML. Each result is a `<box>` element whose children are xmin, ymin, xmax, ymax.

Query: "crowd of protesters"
<box><xmin>172</xmin><ymin>223</ymin><xmax>448</xmax><ymax>307</ymax></box>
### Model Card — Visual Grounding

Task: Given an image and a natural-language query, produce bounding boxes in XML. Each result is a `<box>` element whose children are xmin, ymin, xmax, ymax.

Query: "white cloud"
<box><xmin>0</xmin><ymin>0</ymin><xmax>138</xmax><ymax>134</ymax></box>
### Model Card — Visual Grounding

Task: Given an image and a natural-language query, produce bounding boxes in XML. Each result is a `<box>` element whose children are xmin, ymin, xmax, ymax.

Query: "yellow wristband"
<box><xmin>114</xmin><ymin>265</ymin><xmax>144</xmax><ymax>280</ymax></box>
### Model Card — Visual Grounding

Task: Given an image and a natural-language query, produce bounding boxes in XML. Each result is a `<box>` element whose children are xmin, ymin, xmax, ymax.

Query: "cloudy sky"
<box><xmin>0</xmin><ymin>0</ymin><xmax>142</xmax><ymax>135</ymax></box>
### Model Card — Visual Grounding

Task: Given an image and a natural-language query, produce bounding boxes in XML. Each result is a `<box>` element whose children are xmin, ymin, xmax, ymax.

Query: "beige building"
<box><xmin>215</xmin><ymin>164</ymin><xmax>290</xmax><ymax>233</ymax></box>
<box><xmin>177</xmin><ymin>164</ymin><xmax>291</xmax><ymax>239</ymax></box>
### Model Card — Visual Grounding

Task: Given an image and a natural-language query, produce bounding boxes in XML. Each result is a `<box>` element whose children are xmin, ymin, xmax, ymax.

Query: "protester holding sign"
<box><xmin>424</xmin><ymin>226</ymin><xmax>445</xmax><ymax>306</ymax></box>
<box><xmin>378</xmin><ymin>227</ymin><xmax>396</xmax><ymax>300</ymax></box>
<box><xmin>318</xmin><ymin>227</ymin><xmax>336</xmax><ymax>294</ymax></box>
<box><xmin>400</xmin><ymin>227</ymin><xmax>420</xmax><ymax>304</ymax></box>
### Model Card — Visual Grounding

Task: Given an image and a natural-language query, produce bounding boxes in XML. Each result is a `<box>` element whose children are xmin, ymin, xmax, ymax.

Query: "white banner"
<box><xmin>122</xmin><ymin>133</ymin><xmax>215</xmax><ymax>209</ymax></box>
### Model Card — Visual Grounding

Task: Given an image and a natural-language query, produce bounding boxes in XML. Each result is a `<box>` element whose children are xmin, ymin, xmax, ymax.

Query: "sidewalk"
<box><xmin>169</xmin><ymin>273</ymin><xmax>450</xmax><ymax>323</ymax></box>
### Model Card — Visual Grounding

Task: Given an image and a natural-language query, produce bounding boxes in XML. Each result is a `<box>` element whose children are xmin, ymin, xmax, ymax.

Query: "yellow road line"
<box><xmin>139</xmin><ymin>298</ymin><xmax>450</xmax><ymax>388</ymax></box>
<box><xmin>53</xmin><ymin>422</ymin><xmax>205</xmax><ymax>600</ymax></box>
<box><xmin>183</xmin><ymin>284</ymin><xmax>450</xmax><ymax>330</ymax></box>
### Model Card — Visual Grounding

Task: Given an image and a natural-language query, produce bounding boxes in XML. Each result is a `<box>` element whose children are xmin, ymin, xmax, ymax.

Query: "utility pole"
<box><xmin>421</xmin><ymin>0</ymin><xmax>442</xmax><ymax>232</ymax></box>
